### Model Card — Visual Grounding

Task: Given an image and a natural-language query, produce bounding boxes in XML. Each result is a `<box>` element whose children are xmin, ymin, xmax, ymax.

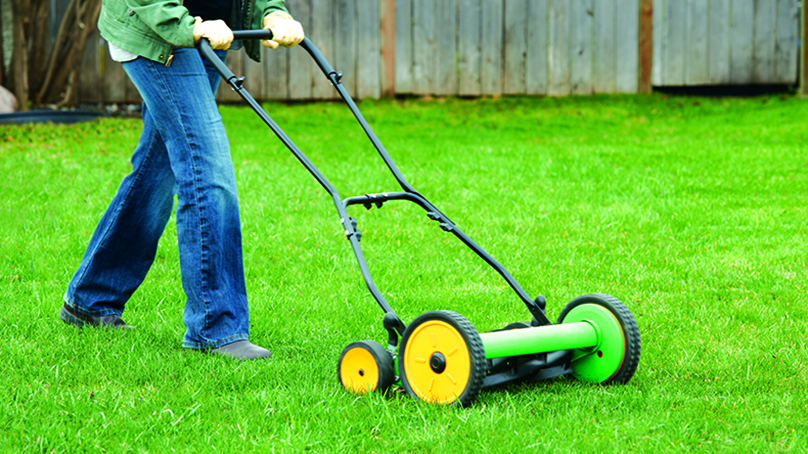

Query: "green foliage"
<box><xmin>1</xmin><ymin>94</ymin><xmax>806</xmax><ymax>452</ymax></box>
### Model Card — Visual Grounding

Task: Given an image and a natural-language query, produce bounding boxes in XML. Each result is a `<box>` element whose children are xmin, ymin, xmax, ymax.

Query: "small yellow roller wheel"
<box><xmin>399</xmin><ymin>311</ymin><xmax>486</xmax><ymax>407</ymax></box>
<box><xmin>337</xmin><ymin>340</ymin><xmax>394</xmax><ymax>394</ymax></box>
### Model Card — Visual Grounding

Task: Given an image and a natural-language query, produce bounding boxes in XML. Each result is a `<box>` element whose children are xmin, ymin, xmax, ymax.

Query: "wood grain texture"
<box><xmin>77</xmin><ymin>0</ymin><xmax>802</xmax><ymax>100</ymax></box>
<box><xmin>311</xmin><ymin>0</ymin><xmax>335</xmax><ymax>99</ymax></box>
<box><xmin>287</xmin><ymin>0</ymin><xmax>313</xmax><ymax>99</ymax></box>
<box><xmin>775</xmin><ymin>0</ymin><xmax>799</xmax><ymax>83</ymax></box>
<box><xmin>594</xmin><ymin>0</ymin><xmax>617</xmax><ymax>93</ymax></box>
<box><xmin>356</xmin><ymin>0</ymin><xmax>381</xmax><ymax>99</ymax></box>
<box><xmin>78</xmin><ymin>36</ymin><xmax>100</xmax><ymax>104</ymax></box>
<box><xmin>707</xmin><ymin>0</ymin><xmax>730</xmax><ymax>84</ymax></box>
<box><xmin>394</xmin><ymin>0</ymin><xmax>413</xmax><ymax>94</ymax></box>
<box><xmin>333</xmin><ymin>0</ymin><xmax>358</xmax><ymax>96</ymax></box>
<box><xmin>481</xmin><ymin>0</ymin><xmax>504</xmax><ymax>95</ymax></box>
<box><xmin>753</xmin><ymin>0</ymin><xmax>776</xmax><ymax>83</ymax></box>
<box><xmin>412</xmin><ymin>0</ymin><xmax>436</xmax><ymax>94</ymax></box>
<box><xmin>102</xmin><ymin>39</ymin><xmax>127</xmax><ymax>103</ymax></box>
<box><xmin>262</xmin><ymin>42</ymin><xmax>290</xmax><ymax>100</ymax></box>
<box><xmin>526</xmin><ymin>0</ymin><xmax>548</xmax><ymax>95</ymax></box>
<box><xmin>458</xmin><ymin>0</ymin><xmax>482</xmax><ymax>96</ymax></box>
<box><xmin>434</xmin><ymin>0</ymin><xmax>458</xmax><ymax>95</ymax></box>
<box><xmin>504</xmin><ymin>0</ymin><xmax>527</xmax><ymax>94</ymax></box>
<box><xmin>651</xmin><ymin>0</ymin><xmax>662</xmax><ymax>86</ymax></box>
<box><xmin>730</xmin><ymin>0</ymin><xmax>754</xmax><ymax>84</ymax></box>
<box><xmin>616</xmin><ymin>0</ymin><xmax>638</xmax><ymax>93</ymax></box>
<box><xmin>380</xmin><ymin>0</ymin><xmax>396</xmax><ymax>97</ymax></box>
<box><xmin>569</xmin><ymin>0</ymin><xmax>592</xmax><ymax>94</ymax></box>
<box><xmin>548</xmin><ymin>0</ymin><xmax>570</xmax><ymax>95</ymax></box>
<box><xmin>663</xmin><ymin>0</ymin><xmax>685</xmax><ymax>85</ymax></box>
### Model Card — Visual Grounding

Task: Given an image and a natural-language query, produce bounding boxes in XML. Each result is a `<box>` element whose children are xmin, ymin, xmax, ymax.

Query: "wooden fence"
<box><xmin>653</xmin><ymin>0</ymin><xmax>800</xmax><ymax>85</ymax></box>
<box><xmin>71</xmin><ymin>0</ymin><xmax>801</xmax><ymax>104</ymax></box>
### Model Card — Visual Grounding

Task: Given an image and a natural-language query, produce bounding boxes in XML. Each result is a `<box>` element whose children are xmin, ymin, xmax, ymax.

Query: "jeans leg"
<box><xmin>65</xmin><ymin>103</ymin><xmax>176</xmax><ymax>316</ymax></box>
<box><xmin>123</xmin><ymin>48</ymin><xmax>249</xmax><ymax>349</ymax></box>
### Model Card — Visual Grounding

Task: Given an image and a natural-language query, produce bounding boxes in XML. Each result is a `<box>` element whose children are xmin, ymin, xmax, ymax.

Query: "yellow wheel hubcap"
<box><xmin>339</xmin><ymin>346</ymin><xmax>379</xmax><ymax>394</ymax></box>
<box><xmin>402</xmin><ymin>320</ymin><xmax>471</xmax><ymax>404</ymax></box>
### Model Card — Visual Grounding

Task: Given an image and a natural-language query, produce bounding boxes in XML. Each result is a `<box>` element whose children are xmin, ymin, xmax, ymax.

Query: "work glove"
<box><xmin>262</xmin><ymin>11</ymin><xmax>305</xmax><ymax>49</ymax></box>
<box><xmin>193</xmin><ymin>17</ymin><xmax>234</xmax><ymax>50</ymax></box>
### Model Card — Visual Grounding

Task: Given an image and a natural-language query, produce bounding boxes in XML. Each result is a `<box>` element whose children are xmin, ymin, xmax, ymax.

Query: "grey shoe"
<box><xmin>59</xmin><ymin>303</ymin><xmax>133</xmax><ymax>330</ymax></box>
<box><xmin>212</xmin><ymin>340</ymin><xmax>272</xmax><ymax>361</ymax></box>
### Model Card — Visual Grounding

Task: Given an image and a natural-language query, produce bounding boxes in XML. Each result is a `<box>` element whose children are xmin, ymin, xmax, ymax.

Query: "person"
<box><xmin>58</xmin><ymin>0</ymin><xmax>304</xmax><ymax>361</ymax></box>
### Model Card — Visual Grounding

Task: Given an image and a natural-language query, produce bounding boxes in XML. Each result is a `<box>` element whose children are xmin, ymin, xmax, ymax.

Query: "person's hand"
<box><xmin>193</xmin><ymin>17</ymin><xmax>234</xmax><ymax>50</ymax></box>
<box><xmin>261</xmin><ymin>11</ymin><xmax>305</xmax><ymax>49</ymax></box>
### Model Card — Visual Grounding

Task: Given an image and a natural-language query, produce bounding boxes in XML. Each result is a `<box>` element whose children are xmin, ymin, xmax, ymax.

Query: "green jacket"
<box><xmin>98</xmin><ymin>0</ymin><xmax>288</xmax><ymax>65</ymax></box>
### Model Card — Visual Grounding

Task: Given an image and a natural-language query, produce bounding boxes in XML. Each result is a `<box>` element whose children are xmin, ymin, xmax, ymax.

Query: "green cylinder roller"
<box><xmin>479</xmin><ymin>321</ymin><xmax>599</xmax><ymax>359</ymax></box>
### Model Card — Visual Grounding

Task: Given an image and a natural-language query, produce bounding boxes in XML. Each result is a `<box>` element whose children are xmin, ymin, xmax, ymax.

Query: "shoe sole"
<box><xmin>59</xmin><ymin>304</ymin><xmax>134</xmax><ymax>330</ymax></box>
<box><xmin>59</xmin><ymin>305</ymin><xmax>88</xmax><ymax>328</ymax></box>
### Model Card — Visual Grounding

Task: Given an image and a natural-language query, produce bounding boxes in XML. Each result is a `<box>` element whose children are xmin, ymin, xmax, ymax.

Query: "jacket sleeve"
<box><xmin>262</xmin><ymin>0</ymin><xmax>289</xmax><ymax>19</ymax></box>
<box><xmin>124</xmin><ymin>0</ymin><xmax>196</xmax><ymax>48</ymax></box>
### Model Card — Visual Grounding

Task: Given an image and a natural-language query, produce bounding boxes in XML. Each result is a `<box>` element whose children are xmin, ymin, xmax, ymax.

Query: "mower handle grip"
<box><xmin>232</xmin><ymin>29</ymin><xmax>274</xmax><ymax>41</ymax></box>
<box><xmin>199</xmin><ymin>31</ymin><xmax>337</xmax><ymax>88</ymax></box>
<box><xmin>230</xmin><ymin>30</ymin><xmax>337</xmax><ymax>80</ymax></box>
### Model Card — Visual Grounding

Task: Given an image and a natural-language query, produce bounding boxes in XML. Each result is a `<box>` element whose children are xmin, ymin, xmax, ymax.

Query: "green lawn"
<box><xmin>1</xmin><ymin>93</ymin><xmax>806</xmax><ymax>452</ymax></box>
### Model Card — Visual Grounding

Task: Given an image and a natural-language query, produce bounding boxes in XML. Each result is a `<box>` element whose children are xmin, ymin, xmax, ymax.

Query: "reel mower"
<box><xmin>201</xmin><ymin>32</ymin><xmax>641</xmax><ymax>407</ymax></box>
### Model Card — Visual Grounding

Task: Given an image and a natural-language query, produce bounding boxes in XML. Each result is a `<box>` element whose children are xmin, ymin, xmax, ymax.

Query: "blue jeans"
<box><xmin>64</xmin><ymin>47</ymin><xmax>249</xmax><ymax>349</ymax></box>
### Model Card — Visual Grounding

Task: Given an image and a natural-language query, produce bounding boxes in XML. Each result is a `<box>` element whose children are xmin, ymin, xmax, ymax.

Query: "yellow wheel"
<box><xmin>398</xmin><ymin>311</ymin><xmax>486</xmax><ymax>407</ymax></box>
<box><xmin>337</xmin><ymin>340</ymin><xmax>394</xmax><ymax>394</ymax></box>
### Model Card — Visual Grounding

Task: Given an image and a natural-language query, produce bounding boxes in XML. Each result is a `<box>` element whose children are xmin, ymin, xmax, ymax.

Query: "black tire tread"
<box><xmin>337</xmin><ymin>340</ymin><xmax>395</xmax><ymax>394</ymax></box>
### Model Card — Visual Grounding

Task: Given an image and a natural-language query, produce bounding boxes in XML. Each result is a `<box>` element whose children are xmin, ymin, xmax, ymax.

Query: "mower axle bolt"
<box><xmin>430</xmin><ymin>352</ymin><xmax>447</xmax><ymax>374</ymax></box>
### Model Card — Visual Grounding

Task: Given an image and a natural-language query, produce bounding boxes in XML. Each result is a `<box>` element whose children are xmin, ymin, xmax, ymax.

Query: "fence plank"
<box><xmin>664</xmin><ymin>0</ymin><xmax>685</xmax><ymax>85</ymax></box>
<box><xmin>708</xmin><ymin>0</ymin><xmax>730</xmax><ymax>84</ymax></box>
<box><xmin>616</xmin><ymin>0</ymin><xmax>638</xmax><ymax>92</ymax></box>
<box><xmin>356</xmin><ymin>0</ymin><xmax>381</xmax><ymax>98</ymax></box>
<box><xmin>412</xmin><ymin>0</ymin><xmax>436</xmax><ymax>94</ymax></box>
<box><xmin>730</xmin><ymin>0</ymin><xmax>754</xmax><ymax>83</ymax></box>
<box><xmin>61</xmin><ymin>0</ymin><xmax>808</xmax><ymax>102</ymax></box>
<box><xmin>101</xmin><ymin>39</ymin><xmax>128</xmax><ymax>103</ymax></box>
<box><xmin>243</xmin><ymin>48</ymin><xmax>264</xmax><ymax>101</ymax></box>
<box><xmin>435</xmin><ymin>0</ymin><xmax>457</xmax><ymax>95</ymax></box>
<box><xmin>685</xmin><ymin>0</ymin><xmax>708</xmax><ymax>84</ymax></box>
<box><xmin>481</xmin><ymin>0</ymin><xmax>504</xmax><ymax>95</ymax></box>
<box><xmin>526</xmin><ymin>0</ymin><xmax>548</xmax><ymax>95</ymax></box>
<box><xmin>504</xmin><ymin>0</ymin><xmax>527</xmax><ymax>94</ymax></box>
<box><xmin>380</xmin><ymin>0</ymin><xmax>396</xmax><ymax>97</ymax></box>
<box><xmin>753</xmin><ymin>0</ymin><xmax>776</xmax><ymax>83</ymax></box>
<box><xmin>594</xmin><ymin>0</ymin><xmax>616</xmax><ymax>93</ymax></box>
<box><xmin>262</xmin><ymin>44</ymin><xmax>289</xmax><ymax>100</ymax></box>
<box><xmin>78</xmin><ymin>36</ymin><xmax>101</xmax><ymax>104</ymax></box>
<box><xmin>311</xmin><ymin>0</ymin><xmax>335</xmax><ymax>99</ymax></box>
<box><xmin>458</xmin><ymin>0</ymin><xmax>482</xmax><ymax>96</ymax></box>
<box><xmin>394</xmin><ymin>0</ymin><xmax>413</xmax><ymax>94</ymax></box>
<box><xmin>288</xmin><ymin>0</ymin><xmax>313</xmax><ymax>99</ymax></box>
<box><xmin>775</xmin><ymin>0</ymin><xmax>799</xmax><ymax>83</ymax></box>
<box><xmin>651</xmin><ymin>0</ymin><xmax>663</xmax><ymax>85</ymax></box>
<box><xmin>569</xmin><ymin>0</ymin><xmax>593</xmax><ymax>94</ymax></box>
<box><xmin>548</xmin><ymin>0</ymin><xmax>569</xmax><ymax>95</ymax></box>
<box><xmin>333</xmin><ymin>0</ymin><xmax>358</xmax><ymax>96</ymax></box>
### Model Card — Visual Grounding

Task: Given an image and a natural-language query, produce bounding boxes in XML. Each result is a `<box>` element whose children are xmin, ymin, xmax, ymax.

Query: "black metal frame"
<box><xmin>199</xmin><ymin>33</ymin><xmax>552</xmax><ymax>349</ymax></box>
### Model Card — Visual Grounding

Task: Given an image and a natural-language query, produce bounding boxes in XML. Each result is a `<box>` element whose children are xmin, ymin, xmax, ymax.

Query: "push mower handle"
<box><xmin>199</xmin><ymin>31</ymin><xmax>335</xmax><ymax>85</ymax></box>
<box><xmin>232</xmin><ymin>29</ymin><xmax>274</xmax><ymax>40</ymax></box>
<box><xmin>229</xmin><ymin>30</ymin><xmax>337</xmax><ymax>80</ymax></box>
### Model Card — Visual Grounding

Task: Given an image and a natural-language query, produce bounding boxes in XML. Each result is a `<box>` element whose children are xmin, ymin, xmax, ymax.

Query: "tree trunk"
<box><xmin>10</xmin><ymin>0</ymin><xmax>28</xmax><ymax>110</ymax></box>
<box><xmin>37</xmin><ymin>0</ymin><xmax>101</xmax><ymax>106</ymax></box>
<box><xmin>30</xmin><ymin>0</ymin><xmax>49</xmax><ymax>90</ymax></box>
<box><xmin>1</xmin><ymin>0</ymin><xmax>101</xmax><ymax>108</ymax></box>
